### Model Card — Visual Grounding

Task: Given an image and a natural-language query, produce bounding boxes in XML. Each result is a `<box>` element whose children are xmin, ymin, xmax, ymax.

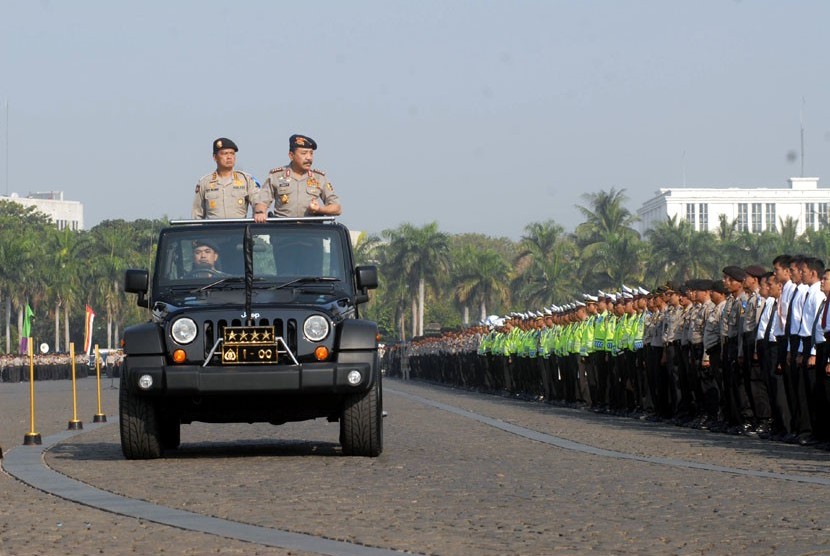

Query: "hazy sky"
<box><xmin>1</xmin><ymin>0</ymin><xmax>829</xmax><ymax>239</ymax></box>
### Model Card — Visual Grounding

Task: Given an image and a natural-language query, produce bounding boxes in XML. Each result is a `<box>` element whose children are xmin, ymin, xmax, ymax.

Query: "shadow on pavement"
<box><xmin>48</xmin><ymin>439</ymin><xmax>342</xmax><ymax>461</ymax></box>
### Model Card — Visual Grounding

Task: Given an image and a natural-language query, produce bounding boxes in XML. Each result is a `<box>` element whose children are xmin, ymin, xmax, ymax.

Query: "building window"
<box><xmin>765</xmin><ymin>203</ymin><xmax>776</xmax><ymax>232</ymax></box>
<box><xmin>820</xmin><ymin>203</ymin><xmax>830</xmax><ymax>230</ymax></box>
<box><xmin>737</xmin><ymin>203</ymin><xmax>748</xmax><ymax>232</ymax></box>
<box><xmin>699</xmin><ymin>203</ymin><xmax>708</xmax><ymax>232</ymax></box>
<box><xmin>751</xmin><ymin>203</ymin><xmax>762</xmax><ymax>233</ymax></box>
<box><xmin>686</xmin><ymin>203</ymin><xmax>696</xmax><ymax>228</ymax></box>
<box><xmin>806</xmin><ymin>203</ymin><xmax>816</xmax><ymax>231</ymax></box>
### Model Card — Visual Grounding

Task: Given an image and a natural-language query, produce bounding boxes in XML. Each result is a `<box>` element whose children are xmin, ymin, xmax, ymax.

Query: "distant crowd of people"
<box><xmin>384</xmin><ymin>254</ymin><xmax>830</xmax><ymax>449</ymax></box>
<box><xmin>0</xmin><ymin>350</ymin><xmax>124</xmax><ymax>382</ymax></box>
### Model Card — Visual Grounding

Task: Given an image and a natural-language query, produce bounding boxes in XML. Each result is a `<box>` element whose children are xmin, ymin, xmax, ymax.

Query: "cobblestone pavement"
<box><xmin>4</xmin><ymin>377</ymin><xmax>830</xmax><ymax>555</ymax></box>
<box><xmin>0</xmin><ymin>378</ymin><xmax>307</xmax><ymax>556</ymax></box>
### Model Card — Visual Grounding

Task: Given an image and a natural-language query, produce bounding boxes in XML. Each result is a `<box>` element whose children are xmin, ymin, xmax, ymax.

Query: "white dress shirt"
<box><xmin>757</xmin><ymin>296</ymin><xmax>778</xmax><ymax>342</ymax></box>
<box><xmin>799</xmin><ymin>280</ymin><xmax>825</xmax><ymax>338</ymax></box>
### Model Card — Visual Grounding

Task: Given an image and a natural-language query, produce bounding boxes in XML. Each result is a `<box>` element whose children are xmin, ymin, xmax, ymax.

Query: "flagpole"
<box><xmin>5</xmin><ymin>98</ymin><xmax>8</xmax><ymax>196</ymax></box>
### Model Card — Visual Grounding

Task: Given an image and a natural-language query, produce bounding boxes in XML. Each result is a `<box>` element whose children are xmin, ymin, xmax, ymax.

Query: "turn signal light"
<box><xmin>314</xmin><ymin>346</ymin><xmax>329</xmax><ymax>361</ymax></box>
<box><xmin>172</xmin><ymin>349</ymin><xmax>187</xmax><ymax>364</ymax></box>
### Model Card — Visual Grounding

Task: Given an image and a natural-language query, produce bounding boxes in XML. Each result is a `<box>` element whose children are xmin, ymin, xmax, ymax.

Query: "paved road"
<box><xmin>3</xmin><ymin>377</ymin><xmax>830</xmax><ymax>555</ymax></box>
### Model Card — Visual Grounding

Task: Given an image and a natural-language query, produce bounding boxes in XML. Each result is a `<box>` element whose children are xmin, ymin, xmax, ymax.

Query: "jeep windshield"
<box><xmin>155</xmin><ymin>224</ymin><xmax>350</xmax><ymax>290</ymax></box>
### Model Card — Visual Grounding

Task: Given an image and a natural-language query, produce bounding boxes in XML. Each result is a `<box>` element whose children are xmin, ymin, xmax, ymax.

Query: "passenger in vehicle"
<box><xmin>253</xmin><ymin>134</ymin><xmax>341</xmax><ymax>220</ymax></box>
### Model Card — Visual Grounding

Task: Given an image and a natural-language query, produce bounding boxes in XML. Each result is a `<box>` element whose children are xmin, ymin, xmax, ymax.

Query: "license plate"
<box><xmin>222</xmin><ymin>326</ymin><xmax>277</xmax><ymax>365</ymax></box>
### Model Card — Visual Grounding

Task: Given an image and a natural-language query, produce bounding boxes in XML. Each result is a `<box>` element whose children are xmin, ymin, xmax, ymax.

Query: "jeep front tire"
<box><xmin>119</xmin><ymin>376</ymin><xmax>163</xmax><ymax>460</ymax></box>
<box><xmin>340</xmin><ymin>375</ymin><xmax>382</xmax><ymax>457</ymax></box>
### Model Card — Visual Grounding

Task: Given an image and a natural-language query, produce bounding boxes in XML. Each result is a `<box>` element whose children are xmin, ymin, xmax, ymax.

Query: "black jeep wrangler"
<box><xmin>120</xmin><ymin>218</ymin><xmax>381</xmax><ymax>459</ymax></box>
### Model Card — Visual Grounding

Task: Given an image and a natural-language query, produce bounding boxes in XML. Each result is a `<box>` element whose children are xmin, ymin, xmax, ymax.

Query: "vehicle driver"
<box><xmin>186</xmin><ymin>240</ymin><xmax>227</xmax><ymax>278</ymax></box>
<box><xmin>253</xmin><ymin>134</ymin><xmax>341</xmax><ymax>221</ymax></box>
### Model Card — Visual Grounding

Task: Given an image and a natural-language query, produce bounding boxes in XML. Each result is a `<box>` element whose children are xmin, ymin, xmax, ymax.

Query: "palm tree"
<box><xmin>590</xmin><ymin>232</ymin><xmax>648</xmax><ymax>287</ymax></box>
<box><xmin>453</xmin><ymin>246</ymin><xmax>511</xmax><ymax>322</ymax></box>
<box><xmin>801</xmin><ymin>228</ymin><xmax>830</xmax><ymax>265</ymax></box>
<box><xmin>715</xmin><ymin>213</ymin><xmax>738</xmax><ymax>243</ymax></box>
<box><xmin>46</xmin><ymin>226</ymin><xmax>87</xmax><ymax>352</ymax></box>
<box><xmin>381</xmin><ymin>222</ymin><xmax>450</xmax><ymax>337</ymax></box>
<box><xmin>353</xmin><ymin>231</ymin><xmax>383</xmax><ymax>266</ymax></box>
<box><xmin>645</xmin><ymin>215</ymin><xmax>717</xmax><ymax>284</ymax></box>
<box><xmin>575</xmin><ymin>188</ymin><xmax>640</xmax><ymax>243</ymax></box>
<box><xmin>0</xmin><ymin>201</ymin><xmax>53</xmax><ymax>352</ymax></box>
<box><xmin>574</xmin><ymin>188</ymin><xmax>641</xmax><ymax>290</ymax></box>
<box><xmin>374</xmin><ymin>238</ymin><xmax>412</xmax><ymax>340</ymax></box>
<box><xmin>512</xmin><ymin>221</ymin><xmax>578</xmax><ymax>307</ymax></box>
<box><xmin>87</xmin><ymin>220</ymin><xmax>140</xmax><ymax>349</ymax></box>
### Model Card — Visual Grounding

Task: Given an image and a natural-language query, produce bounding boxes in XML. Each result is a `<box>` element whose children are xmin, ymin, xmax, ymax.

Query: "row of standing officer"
<box><xmin>191</xmin><ymin>134</ymin><xmax>342</xmax><ymax>220</ymax></box>
<box><xmin>471</xmin><ymin>261</ymin><xmax>830</xmax><ymax>447</ymax></box>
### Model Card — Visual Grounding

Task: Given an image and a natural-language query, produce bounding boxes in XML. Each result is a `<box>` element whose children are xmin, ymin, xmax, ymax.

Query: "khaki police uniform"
<box><xmin>258</xmin><ymin>166</ymin><xmax>340</xmax><ymax>218</ymax></box>
<box><xmin>192</xmin><ymin>171</ymin><xmax>259</xmax><ymax>219</ymax></box>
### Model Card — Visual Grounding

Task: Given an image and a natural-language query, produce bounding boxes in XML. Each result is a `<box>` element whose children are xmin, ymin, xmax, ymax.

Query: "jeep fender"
<box><xmin>337</xmin><ymin>319</ymin><xmax>378</xmax><ymax>351</ymax></box>
<box><xmin>124</xmin><ymin>322</ymin><xmax>165</xmax><ymax>355</ymax></box>
<box><xmin>336</xmin><ymin>319</ymin><xmax>379</xmax><ymax>385</ymax></box>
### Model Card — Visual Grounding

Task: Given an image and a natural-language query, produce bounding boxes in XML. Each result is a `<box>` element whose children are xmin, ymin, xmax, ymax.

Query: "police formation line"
<box><xmin>386</xmin><ymin>255</ymin><xmax>830</xmax><ymax>448</ymax></box>
<box><xmin>192</xmin><ymin>134</ymin><xmax>342</xmax><ymax>220</ymax></box>
<box><xmin>0</xmin><ymin>353</ymin><xmax>123</xmax><ymax>383</ymax></box>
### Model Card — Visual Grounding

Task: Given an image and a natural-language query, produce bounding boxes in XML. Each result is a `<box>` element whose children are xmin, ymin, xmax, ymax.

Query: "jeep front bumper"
<box><xmin>124</xmin><ymin>355</ymin><xmax>374</xmax><ymax>395</ymax></box>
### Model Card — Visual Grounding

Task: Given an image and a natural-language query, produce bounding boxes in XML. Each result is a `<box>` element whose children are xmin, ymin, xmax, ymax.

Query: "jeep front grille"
<box><xmin>201</xmin><ymin>318</ymin><xmax>297</xmax><ymax>361</ymax></box>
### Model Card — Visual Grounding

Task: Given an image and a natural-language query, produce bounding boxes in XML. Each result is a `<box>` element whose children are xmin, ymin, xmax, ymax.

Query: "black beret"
<box><xmin>744</xmin><ymin>265</ymin><xmax>767</xmax><ymax>279</ymax></box>
<box><xmin>722</xmin><ymin>265</ymin><xmax>747</xmax><ymax>281</ymax></box>
<box><xmin>213</xmin><ymin>137</ymin><xmax>238</xmax><ymax>154</ymax></box>
<box><xmin>193</xmin><ymin>239</ymin><xmax>219</xmax><ymax>252</ymax></box>
<box><xmin>290</xmin><ymin>134</ymin><xmax>317</xmax><ymax>151</ymax></box>
<box><xmin>710</xmin><ymin>280</ymin><xmax>727</xmax><ymax>294</ymax></box>
<box><xmin>693</xmin><ymin>278</ymin><xmax>714</xmax><ymax>291</ymax></box>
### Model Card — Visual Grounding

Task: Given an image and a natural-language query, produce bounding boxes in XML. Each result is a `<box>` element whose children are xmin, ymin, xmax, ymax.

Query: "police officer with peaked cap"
<box><xmin>254</xmin><ymin>134</ymin><xmax>342</xmax><ymax>221</ymax></box>
<box><xmin>192</xmin><ymin>138</ymin><xmax>261</xmax><ymax>219</ymax></box>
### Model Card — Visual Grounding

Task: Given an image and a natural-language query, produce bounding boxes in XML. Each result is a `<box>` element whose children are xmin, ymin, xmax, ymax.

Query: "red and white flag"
<box><xmin>83</xmin><ymin>305</ymin><xmax>96</xmax><ymax>357</ymax></box>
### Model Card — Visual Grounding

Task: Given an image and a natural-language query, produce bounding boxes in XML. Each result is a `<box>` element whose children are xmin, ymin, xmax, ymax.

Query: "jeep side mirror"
<box><xmin>125</xmin><ymin>269</ymin><xmax>150</xmax><ymax>308</ymax></box>
<box><xmin>355</xmin><ymin>265</ymin><xmax>378</xmax><ymax>290</ymax></box>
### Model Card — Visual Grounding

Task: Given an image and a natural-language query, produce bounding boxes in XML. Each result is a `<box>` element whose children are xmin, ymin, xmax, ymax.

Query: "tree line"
<box><xmin>0</xmin><ymin>201</ymin><xmax>165</xmax><ymax>354</ymax></box>
<box><xmin>3</xmin><ymin>188</ymin><xmax>830</xmax><ymax>351</ymax></box>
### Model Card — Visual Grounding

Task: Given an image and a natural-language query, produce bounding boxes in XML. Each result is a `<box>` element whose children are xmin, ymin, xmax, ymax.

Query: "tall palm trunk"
<box><xmin>5</xmin><ymin>297</ymin><xmax>11</xmax><ymax>353</ymax></box>
<box><xmin>107</xmin><ymin>313</ymin><xmax>113</xmax><ymax>350</ymax></box>
<box><xmin>54</xmin><ymin>301</ymin><xmax>61</xmax><ymax>353</ymax></box>
<box><xmin>411</xmin><ymin>296</ymin><xmax>417</xmax><ymax>338</ymax></box>
<box><xmin>480</xmin><ymin>299</ymin><xmax>487</xmax><ymax>322</ymax></box>
<box><xmin>418</xmin><ymin>277</ymin><xmax>425</xmax><ymax>337</ymax></box>
<box><xmin>462</xmin><ymin>305</ymin><xmax>469</xmax><ymax>326</ymax></box>
<box><xmin>17</xmin><ymin>304</ymin><xmax>24</xmax><ymax>353</ymax></box>
<box><xmin>64</xmin><ymin>304</ymin><xmax>70</xmax><ymax>353</ymax></box>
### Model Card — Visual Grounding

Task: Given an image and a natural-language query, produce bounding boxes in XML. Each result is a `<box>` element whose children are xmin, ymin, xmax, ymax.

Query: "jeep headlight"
<box><xmin>171</xmin><ymin>318</ymin><xmax>198</xmax><ymax>345</ymax></box>
<box><xmin>303</xmin><ymin>315</ymin><xmax>329</xmax><ymax>342</ymax></box>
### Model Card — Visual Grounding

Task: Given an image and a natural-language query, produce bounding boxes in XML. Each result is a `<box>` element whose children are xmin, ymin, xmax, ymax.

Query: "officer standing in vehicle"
<box><xmin>192</xmin><ymin>138</ymin><xmax>261</xmax><ymax>219</ymax></box>
<box><xmin>254</xmin><ymin>134</ymin><xmax>342</xmax><ymax>221</ymax></box>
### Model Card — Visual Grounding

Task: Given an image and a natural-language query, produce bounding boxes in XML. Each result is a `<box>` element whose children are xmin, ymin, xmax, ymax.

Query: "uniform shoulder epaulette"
<box><xmin>311</xmin><ymin>168</ymin><xmax>326</xmax><ymax>176</ymax></box>
<box><xmin>269</xmin><ymin>166</ymin><xmax>286</xmax><ymax>174</ymax></box>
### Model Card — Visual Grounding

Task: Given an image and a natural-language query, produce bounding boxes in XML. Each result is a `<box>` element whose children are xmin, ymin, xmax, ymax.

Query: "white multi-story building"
<box><xmin>637</xmin><ymin>177</ymin><xmax>828</xmax><ymax>236</ymax></box>
<box><xmin>0</xmin><ymin>191</ymin><xmax>84</xmax><ymax>230</ymax></box>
